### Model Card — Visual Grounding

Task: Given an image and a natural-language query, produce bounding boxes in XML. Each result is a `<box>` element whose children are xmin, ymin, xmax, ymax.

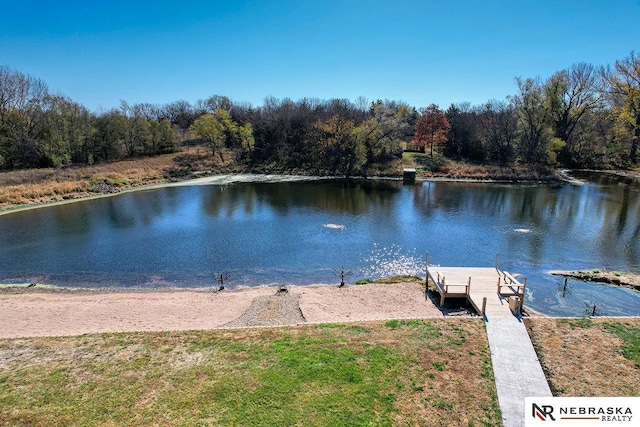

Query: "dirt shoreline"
<box><xmin>0</xmin><ymin>173</ymin><xmax>330</xmax><ymax>216</ymax></box>
<box><xmin>0</xmin><ymin>282</ymin><xmax>464</xmax><ymax>339</ymax></box>
<box><xmin>550</xmin><ymin>270</ymin><xmax>640</xmax><ymax>293</ymax></box>
<box><xmin>0</xmin><ymin>170</ymin><xmax>570</xmax><ymax>216</ymax></box>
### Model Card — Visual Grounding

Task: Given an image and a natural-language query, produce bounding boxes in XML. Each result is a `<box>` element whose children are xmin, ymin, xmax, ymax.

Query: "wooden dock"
<box><xmin>425</xmin><ymin>259</ymin><xmax>551</xmax><ymax>426</ymax></box>
<box><xmin>427</xmin><ymin>266</ymin><xmax>526</xmax><ymax>317</ymax></box>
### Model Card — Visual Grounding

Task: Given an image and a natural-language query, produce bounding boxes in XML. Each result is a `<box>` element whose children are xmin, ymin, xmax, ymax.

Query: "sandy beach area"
<box><xmin>0</xmin><ymin>282</ymin><xmax>457</xmax><ymax>339</ymax></box>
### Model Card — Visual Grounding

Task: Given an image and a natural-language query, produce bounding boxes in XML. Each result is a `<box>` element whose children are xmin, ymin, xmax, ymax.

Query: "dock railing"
<box><xmin>497</xmin><ymin>270</ymin><xmax>526</xmax><ymax>311</ymax></box>
<box><xmin>428</xmin><ymin>269</ymin><xmax>471</xmax><ymax>306</ymax></box>
<box><xmin>425</xmin><ymin>252</ymin><xmax>525</xmax><ymax>317</ymax></box>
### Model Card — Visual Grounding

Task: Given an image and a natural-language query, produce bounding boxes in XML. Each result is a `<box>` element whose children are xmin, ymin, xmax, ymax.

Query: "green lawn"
<box><xmin>0</xmin><ymin>319</ymin><xmax>501</xmax><ymax>426</ymax></box>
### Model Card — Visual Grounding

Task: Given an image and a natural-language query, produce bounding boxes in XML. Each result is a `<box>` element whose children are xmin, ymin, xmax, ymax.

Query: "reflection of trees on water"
<box><xmin>200</xmin><ymin>184</ymin><xmax>258</xmax><ymax>218</ymax></box>
<box><xmin>2</xmin><ymin>175</ymin><xmax>638</xmax><ymax>290</ymax></box>
<box><xmin>595</xmin><ymin>184</ymin><xmax>640</xmax><ymax>267</ymax></box>
<box><xmin>0</xmin><ymin>193</ymin><xmax>149</xmax><ymax>243</ymax></box>
<box><xmin>409</xmin><ymin>178</ymin><xmax>640</xmax><ymax>269</ymax></box>
<box><xmin>200</xmin><ymin>180</ymin><xmax>403</xmax><ymax>218</ymax></box>
<box><xmin>570</xmin><ymin>171</ymin><xmax>640</xmax><ymax>189</ymax></box>
<box><xmin>31</xmin><ymin>180</ymin><xmax>402</xmax><ymax>231</ymax></box>
<box><xmin>409</xmin><ymin>183</ymin><xmax>561</xmax><ymax>264</ymax></box>
<box><xmin>566</xmin><ymin>172</ymin><xmax>640</xmax><ymax>266</ymax></box>
<box><xmin>410</xmin><ymin>182</ymin><xmax>566</xmax><ymax>226</ymax></box>
<box><xmin>23</xmin><ymin>187</ymin><xmax>187</xmax><ymax>245</ymax></box>
<box><xmin>99</xmin><ymin>188</ymin><xmax>183</xmax><ymax>229</ymax></box>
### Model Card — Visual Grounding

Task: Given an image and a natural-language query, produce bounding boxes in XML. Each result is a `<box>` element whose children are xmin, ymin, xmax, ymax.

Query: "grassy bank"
<box><xmin>402</xmin><ymin>152</ymin><xmax>558</xmax><ymax>181</ymax></box>
<box><xmin>550</xmin><ymin>269</ymin><xmax>640</xmax><ymax>293</ymax></box>
<box><xmin>0</xmin><ymin>153</ymin><xmax>180</xmax><ymax>210</ymax></box>
<box><xmin>0</xmin><ymin>147</ymin><xmax>570</xmax><ymax>212</ymax></box>
<box><xmin>0</xmin><ymin>319</ymin><xmax>501</xmax><ymax>427</ymax></box>
<box><xmin>526</xmin><ymin>318</ymin><xmax>640</xmax><ymax>396</ymax></box>
<box><xmin>0</xmin><ymin>145</ymin><xmax>244</xmax><ymax>211</ymax></box>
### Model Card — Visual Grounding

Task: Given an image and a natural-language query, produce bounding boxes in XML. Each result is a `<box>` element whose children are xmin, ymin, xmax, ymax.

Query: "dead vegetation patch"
<box><xmin>0</xmin><ymin>145</ymin><xmax>260</xmax><ymax>211</ymax></box>
<box><xmin>525</xmin><ymin>318</ymin><xmax>640</xmax><ymax>396</ymax></box>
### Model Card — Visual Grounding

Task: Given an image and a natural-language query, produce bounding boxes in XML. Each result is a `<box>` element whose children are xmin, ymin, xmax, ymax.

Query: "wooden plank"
<box><xmin>467</xmin><ymin>294</ymin><xmax>482</xmax><ymax>314</ymax></box>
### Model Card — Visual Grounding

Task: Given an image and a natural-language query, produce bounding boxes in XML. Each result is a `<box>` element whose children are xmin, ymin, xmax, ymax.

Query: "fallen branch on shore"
<box><xmin>550</xmin><ymin>269</ymin><xmax>640</xmax><ymax>293</ymax></box>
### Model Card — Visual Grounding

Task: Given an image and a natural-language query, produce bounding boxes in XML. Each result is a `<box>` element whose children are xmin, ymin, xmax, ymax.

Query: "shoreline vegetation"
<box><xmin>2</xmin><ymin>144</ymin><xmax>638</xmax><ymax>215</ymax></box>
<box><xmin>550</xmin><ymin>269</ymin><xmax>640</xmax><ymax>293</ymax></box>
<box><xmin>2</xmin><ymin>144</ymin><xmax>624</xmax><ymax>214</ymax></box>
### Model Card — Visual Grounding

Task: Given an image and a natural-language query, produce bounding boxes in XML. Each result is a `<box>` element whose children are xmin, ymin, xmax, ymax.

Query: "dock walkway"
<box><xmin>427</xmin><ymin>266</ymin><xmax>526</xmax><ymax>316</ymax></box>
<box><xmin>426</xmin><ymin>265</ymin><xmax>552</xmax><ymax>426</ymax></box>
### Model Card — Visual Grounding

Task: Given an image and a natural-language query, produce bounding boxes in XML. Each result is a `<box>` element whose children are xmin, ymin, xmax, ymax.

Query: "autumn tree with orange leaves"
<box><xmin>414</xmin><ymin>104</ymin><xmax>451</xmax><ymax>158</ymax></box>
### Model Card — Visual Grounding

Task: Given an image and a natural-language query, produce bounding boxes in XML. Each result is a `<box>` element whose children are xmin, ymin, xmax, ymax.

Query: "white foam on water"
<box><xmin>323</xmin><ymin>223</ymin><xmax>346</xmax><ymax>230</ymax></box>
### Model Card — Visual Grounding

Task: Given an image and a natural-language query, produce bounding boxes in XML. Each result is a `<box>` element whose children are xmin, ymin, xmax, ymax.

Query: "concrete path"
<box><xmin>485</xmin><ymin>314</ymin><xmax>552</xmax><ymax>427</ymax></box>
<box><xmin>429</xmin><ymin>266</ymin><xmax>552</xmax><ymax>425</ymax></box>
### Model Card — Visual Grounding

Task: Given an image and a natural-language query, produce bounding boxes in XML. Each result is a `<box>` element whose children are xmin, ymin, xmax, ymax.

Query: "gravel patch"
<box><xmin>222</xmin><ymin>291</ymin><xmax>306</xmax><ymax>328</ymax></box>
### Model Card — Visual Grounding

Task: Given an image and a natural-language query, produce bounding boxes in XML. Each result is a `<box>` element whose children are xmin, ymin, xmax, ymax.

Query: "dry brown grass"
<box><xmin>0</xmin><ymin>155</ymin><xmax>172</xmax><ymax>209</ymax></box>
<box><xmin>384</xmin><ymin>319</ymin><xmax>501</xmax><ymax>426</ymax></box>
<box><xmin>1</xmin><ymin>148</ymin><xmax>559</xmax><ymax>212</ymax></box>
<box><xmin>402</xmin><ymin>152</ymin><xmax>557</xmax><ymax>181</ymax></box>
<box><xmin>0</xmin><ymin>146</ymin><xmax>255</xmax><ymax>211</ymax></box>
<box><xmin>434</xmin><ymin>163</ymin><xmax>551</xmax><ymax>181</ymax></box>
<box><xmin>525</xmin><ymin>318</ymin><xmax>640</xmax><ymax>396</ymax></box>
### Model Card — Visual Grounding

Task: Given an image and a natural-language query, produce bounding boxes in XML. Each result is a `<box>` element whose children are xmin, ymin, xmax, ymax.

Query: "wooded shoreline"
<box><xmin>2</xmin><ymin>143</ymin><xmax>594</xmax><ymax>213</ymax></box>
<box><xmin>2</xmin><ymin>155</ymin><xmax>638</xmax><ymax>215</ymax></box>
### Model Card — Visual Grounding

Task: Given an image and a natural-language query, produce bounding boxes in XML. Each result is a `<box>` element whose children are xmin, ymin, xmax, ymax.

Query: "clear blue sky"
<box><xmin>2</xmin><ymin>0</ymin><xmax>639</xmax><ymax>111</ymax></box>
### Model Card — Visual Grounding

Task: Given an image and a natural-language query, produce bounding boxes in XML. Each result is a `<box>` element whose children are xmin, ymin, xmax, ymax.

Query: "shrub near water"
<box><xmin>0</xmin><ymin>320</ymin><xmax>500</xmax><ymax>426</ymax></box>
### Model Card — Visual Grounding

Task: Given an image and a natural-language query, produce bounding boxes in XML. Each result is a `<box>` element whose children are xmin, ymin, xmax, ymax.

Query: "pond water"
<box><xmin>1</xmin><ymin>172</ymin><xmax>639</xmax><ymax>316</ymax></box>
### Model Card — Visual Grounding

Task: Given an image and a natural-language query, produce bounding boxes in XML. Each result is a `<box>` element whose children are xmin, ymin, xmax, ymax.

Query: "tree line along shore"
<box><xmin>1</xmin><ymin>51</ymin><xmax>640</xmax><ymax>180</ymax></box>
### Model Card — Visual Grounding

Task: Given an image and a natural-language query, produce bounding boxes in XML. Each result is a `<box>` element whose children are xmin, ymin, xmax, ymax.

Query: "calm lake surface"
<box><xmin>1</xmin><ymin>172</ymin><xmax>639</xmax><ymax>316</ymax></box>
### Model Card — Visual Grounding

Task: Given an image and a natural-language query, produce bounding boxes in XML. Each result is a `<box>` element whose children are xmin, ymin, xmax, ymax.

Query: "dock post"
<box><xmin>425</xmin><ymin>252</ymin><xmax>429</xmax><ymax>286</ymax></box>
<box><xmin>482</xmin><ymin>297</ymin><xmax>487</xmax><ymax>315</ymax></box>
<box><xmin>520</xmin><ymin>277</ymin><xmax>527</xmax><ymax>311</ymax></box>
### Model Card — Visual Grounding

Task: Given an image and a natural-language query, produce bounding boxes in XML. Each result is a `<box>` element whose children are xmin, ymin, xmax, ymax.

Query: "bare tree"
<box><xmin>0</xmin><ymin>66</ymin><xmax>49</xmax><ymax>168</ymax></box>
<box><xmin>512</xmin><ymin>77</ymin><xmax>553</xmax><ymax>164</ymax></box>
<box><xmin>480</xmin><ymin>99</ymin><xmax>518</xmax><ymax>165</ymax></box>
<box><xmin>545</xmin><ymin>63</ymin><xmax>603</xmax><ymax>165</ymax></box>
<box><xmin>603</xmin><ymin>51</ymin><xmax>640</xmax><ymax>164</ymax></box>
